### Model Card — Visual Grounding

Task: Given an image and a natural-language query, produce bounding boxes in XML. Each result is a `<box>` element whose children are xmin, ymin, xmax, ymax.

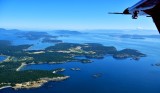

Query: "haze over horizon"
<box><xmin>0</xmin><ymin>0</ymin><xmax>157</xmax><ymax>31</ymax></box>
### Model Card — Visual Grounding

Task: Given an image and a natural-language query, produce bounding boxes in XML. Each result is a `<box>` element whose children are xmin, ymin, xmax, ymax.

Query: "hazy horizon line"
<box><xmin>0</xmin><ymin>27</ymin><xmax>157</xmax><ymax>32</ymax></box>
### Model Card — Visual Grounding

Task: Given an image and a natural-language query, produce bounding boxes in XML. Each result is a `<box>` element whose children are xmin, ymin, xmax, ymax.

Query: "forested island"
<box><xmin>16</xmin><ymin>31</ymin><xmax>58</xmax><ymax>40</ymax></box>
<box><xmin>0</xmin><ymin>40</ymin><xmax>146</xmax><ymax>89</ymax></box>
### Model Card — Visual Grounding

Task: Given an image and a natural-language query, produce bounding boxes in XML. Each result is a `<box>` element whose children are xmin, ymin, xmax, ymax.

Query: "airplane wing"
<box><xmin>135</xmin><ymin>0</ymin><xmax>158</xmax><ymax>8</ymax></box>
<box><xmin>145</xmin><ymin>1</ymin><xmax>160</xmax><ymax>34</ymax></box>
<box><xmin>128</xmin><ymin>0</ymin><xmax>160</xmax><ymax>33</ymax></box>
<box><xmin>152</xmin><ymin>16</ymin><xmax>160</xmax><ymax>33</ymax></box>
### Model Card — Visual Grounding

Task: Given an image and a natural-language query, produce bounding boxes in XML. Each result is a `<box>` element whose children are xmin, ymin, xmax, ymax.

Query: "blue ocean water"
<box><xmin>2</xmin><ymin>56</ymin><xmax>160</xmax><ymax>93</ymax></box>
<box><xmin>1</xmin><ymin>30</ymin><xmax>160</xmax><ymax>93</ymax></box>
<box><xmin>0</xmin><ymin>56</ymin><xmax>6</xmax><ymax>62</ymax></box>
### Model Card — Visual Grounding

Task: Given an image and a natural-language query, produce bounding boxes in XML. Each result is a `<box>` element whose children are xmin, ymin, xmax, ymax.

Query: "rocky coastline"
<box><xmin>0</xmin><ymin>86</ymin><xmax>12</xmax><ymax>90</ymax></box>
<box><xmin>12</xmin><ymin>76</ymin><xmax>70</xmax><ymax>90</ymax></box>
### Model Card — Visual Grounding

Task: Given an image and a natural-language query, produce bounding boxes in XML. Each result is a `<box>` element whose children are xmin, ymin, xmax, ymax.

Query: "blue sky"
<box><xmin>0</xmin><ymin>0</ymin><xmax>157</xmax><ymax>30</ymax></box>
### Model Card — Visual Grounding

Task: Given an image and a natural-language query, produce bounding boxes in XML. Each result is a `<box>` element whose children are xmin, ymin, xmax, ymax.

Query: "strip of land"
<box><xmin>13</xmin><ymin>76</ymin><xmax>69</xmax><ymax>89</ymax></box>
<box><xmin>16</xmin><ymin>63</ymin><xmax>27</xmax><ymax>71</ymax></box>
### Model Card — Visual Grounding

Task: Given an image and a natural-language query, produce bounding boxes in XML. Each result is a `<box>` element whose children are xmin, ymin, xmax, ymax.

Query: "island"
<box><xmin>42</xmin><ymin>37</ymin><xmax>63</xmax><ymax>43</ymax></box>
<box><xmin>52</xmin><ymin>68</ymin><xmax>66</xmax><ymax>73</ymax></box>
<box><xmin>92</xmin><ymin>73</ymin><xmax>103</xmax><ymax>78</ymax></box>
<box><xmin>151</xmin><ymin>63</ymin><xmax>160</xmax><ymax>66</ymax></box>
<box><xmin>16</xmin><ymin>31</ymin><xmax>58</xmax><ymax>40</ymax></box>
<box><xmin>0</xmin><ymin>40</ymin><xmax>146</xmax><ymax>89</ymax></box>
<box><xmin>109</xmin><ymin>34</ymin><xmax>160</xmax><ymax>39</ymax></box>
<box><xmin>55</xmin><ymin>30</ymin><xmax>82</xmax><ymax>35</ymax></box>
<box><xmin>70</xmin><ymin>68</ymin><xmax>81</xmax><ymax>71</ymax></box>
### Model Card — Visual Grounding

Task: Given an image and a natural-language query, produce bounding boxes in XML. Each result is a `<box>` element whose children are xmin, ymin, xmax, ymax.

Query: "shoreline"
<box><xmin>0</xmin><ymin>76</ymin><xmax>70</xmax><ymax>90</ymax></box>
<box><xmin>12</xmin><ymin>76</ymin><xmax>70</xmax><ymax>90</ymax></box>
<box><xmin>2</xmin><ymin>56</ymin><xmax>10</xmax><ymax>62</ymax></box>
<box><xmin>0</xmin><ymin>86</ymin><xmax>12</xmax><ymax>90</ymax></box>
<box><xmin>16</xmin><ymin>63</ymin><xmax>27</xmax><ymax>71</ymax></box>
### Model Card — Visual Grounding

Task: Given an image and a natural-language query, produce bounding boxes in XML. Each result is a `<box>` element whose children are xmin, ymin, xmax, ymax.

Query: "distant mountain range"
<box><xmin>0</xmin><ymin>28</ymin><xmax>159</xmax><ymax>39</ymax></box>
